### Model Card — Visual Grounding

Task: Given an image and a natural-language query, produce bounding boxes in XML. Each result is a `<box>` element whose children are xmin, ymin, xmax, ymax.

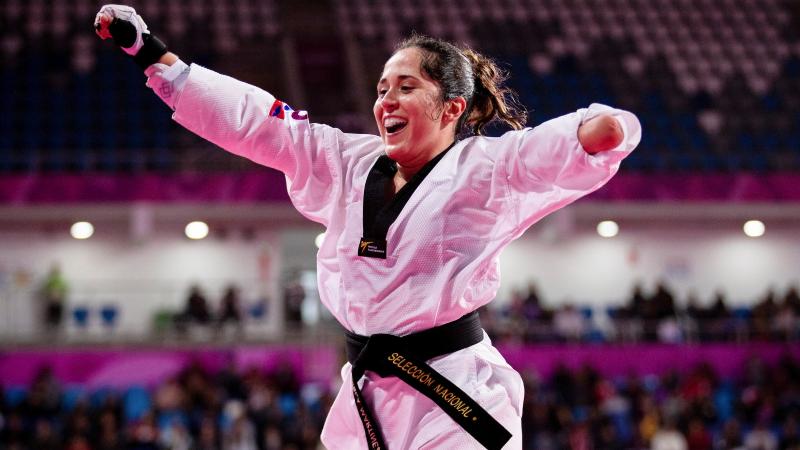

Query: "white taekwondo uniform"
<box><xmin>144</xmin><ymin>60</ymin><xmax>641</xmax><ymax>449</ymax></box>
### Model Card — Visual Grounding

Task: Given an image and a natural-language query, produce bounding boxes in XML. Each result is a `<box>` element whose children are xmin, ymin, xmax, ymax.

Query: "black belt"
<box><xmin>345</xmin><ymin>311</ymin><xmax>512</xmax><ymax>450</ymax></box>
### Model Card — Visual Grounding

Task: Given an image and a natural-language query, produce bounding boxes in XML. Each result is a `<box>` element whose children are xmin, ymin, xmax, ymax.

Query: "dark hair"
<box><xmin>395</xmin><ymin>34</ymin><xmax>527</xmax><ymax>136</ymax></box>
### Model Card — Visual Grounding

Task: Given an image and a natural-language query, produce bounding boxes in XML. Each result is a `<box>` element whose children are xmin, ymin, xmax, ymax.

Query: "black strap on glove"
<box><xmin>133</xmin><ymin>34</ymin><xmax>168</xmax><ymax>69</ymax></box>
<box><xmin>108</xmin><ymin>18</ymin><xmax>168</xmax><ymax>69</ymax></box>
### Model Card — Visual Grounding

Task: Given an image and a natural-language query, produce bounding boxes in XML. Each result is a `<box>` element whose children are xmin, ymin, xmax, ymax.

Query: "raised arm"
<box><xmin>92</xmin><ymin>4</ymin><xmax>353</xmax><ymax>226</ymax></box>
<box><xmin>577</xmin><ymin>114</ymin><xmax>624</xmax><ymax>154</ymax></box>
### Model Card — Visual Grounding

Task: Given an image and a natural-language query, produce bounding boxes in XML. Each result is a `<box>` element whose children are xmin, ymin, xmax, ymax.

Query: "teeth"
<box><xmin>384</xmin><ymin>118</ymin><xmax>407</xmax><ymax>128</ymax></box>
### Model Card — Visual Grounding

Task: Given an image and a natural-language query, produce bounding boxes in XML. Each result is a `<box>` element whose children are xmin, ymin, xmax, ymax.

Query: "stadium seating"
<box><xmin>2</xmin><ymin>0</ymin><xmax>798</xmax><ymax>171</ymax></box>
<box><xmin>2</xmin><ymin>352</ymin><xmax>798</xmax><ymax>449</ymax></box>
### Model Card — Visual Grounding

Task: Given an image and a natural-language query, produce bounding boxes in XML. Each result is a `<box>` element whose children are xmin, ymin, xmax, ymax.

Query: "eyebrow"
<box><xmin>377</xmin><ymin>74</ymin><xmax>420</xmax><ymax>86</ymax></box>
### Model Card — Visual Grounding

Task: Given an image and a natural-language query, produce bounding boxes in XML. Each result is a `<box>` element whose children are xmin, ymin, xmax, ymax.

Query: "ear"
<box><xmin>441</xmin><ymin>96</ymin><xmax>467</xmax><ymax>126</ymax></box>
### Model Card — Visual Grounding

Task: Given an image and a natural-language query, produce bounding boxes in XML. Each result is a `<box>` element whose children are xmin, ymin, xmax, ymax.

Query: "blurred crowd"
<box><xmin>482</xmin><ymin>282</ymin><xmax>800</xmax><ymax>344</ymax></box>
<box><xmin>0</xmin><ymin>362</ymin><xmax>331</xmax><ymax>450</ymax></box>
<box><xmin>173</xmin><ymin>284</ymin><xmax>249</xmax><ymax>335</ymax></box>
<box><xmin>518</xmin><ymin>354</ymin><xmax>800</xmax><ymax>450</ymax></box>
<box><xmin>2</xmin><ymin>354</ymin><xmax>798</xmax><ymax>450</ymax></box>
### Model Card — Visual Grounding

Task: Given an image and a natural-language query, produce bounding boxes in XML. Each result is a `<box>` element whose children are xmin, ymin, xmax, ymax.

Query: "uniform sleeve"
<box><xmin>503</xmin><ymin>103</ymin><xmax>641</xmax><ymax>230</ymax></box>
<box><xmin>145</xmin><ymin>62</ymin><xmax>344</xmax><ymax>226</ymax></box>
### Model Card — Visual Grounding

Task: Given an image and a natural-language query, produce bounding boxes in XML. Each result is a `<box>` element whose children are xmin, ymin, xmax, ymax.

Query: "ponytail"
<box><xmin>461</xmin><ymin>48</ymin><xmax>527</xmax><ymax>136</ymax></box>
<box><xmin>395</xmin><ymin>34</ymin><xmax>527</xmax><ymax>136</ymax></box>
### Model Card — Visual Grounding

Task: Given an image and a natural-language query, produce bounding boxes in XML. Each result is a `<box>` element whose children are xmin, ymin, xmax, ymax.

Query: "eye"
<box><xmin>377</xmin><ymin>89</ymin><xmax>387</xmax><ymax>97</ymax></box>
<box><xmin>400</xmin><ymin>86</ymin><xmax>414</xmax><ymax>92</ymax></box>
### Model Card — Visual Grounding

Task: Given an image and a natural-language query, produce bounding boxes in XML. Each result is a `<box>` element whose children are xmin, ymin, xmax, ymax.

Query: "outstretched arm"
<box><xmin>92</xmin><ymin>4</ymin><xmax>349</xmax><ymax>226</ymax></box>
<box><xmin>577</xmin><ymin>114</ymin><xmax>624</xmax><ymax>154</ymax></box>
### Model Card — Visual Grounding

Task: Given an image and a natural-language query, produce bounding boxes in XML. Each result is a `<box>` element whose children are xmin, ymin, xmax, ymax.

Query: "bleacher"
<box><xmin>335</xmin><ymin>0</ymin><xmax>800</xmax><ymax>170</ymax></box>
<box><xmin>0</xmin><ymin>0</ymin><xmax>283</xmax><ymax>172</ymax></box>
<box><xmin>3</xmin><ymin>0</ymin><xmax>799</xmax><ymax>172</ymax></box>
<box><xmin>2</xmin><ymin>347</ymin><xmax>799</xmax><ymax>449</ymax></box>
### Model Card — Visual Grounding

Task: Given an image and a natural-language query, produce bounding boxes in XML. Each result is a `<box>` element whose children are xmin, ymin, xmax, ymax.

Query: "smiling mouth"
<box><xmin>385</xmin><ymin>122</ymin><xmax>408</xmax><ymax>135</ymax></box>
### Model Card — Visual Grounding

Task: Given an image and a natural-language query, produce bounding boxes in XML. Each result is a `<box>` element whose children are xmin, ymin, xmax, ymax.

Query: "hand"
<box><xmin>94</xmin><ymin>4</ymin><xmax>150</xmax><ymax>56</ymax></box>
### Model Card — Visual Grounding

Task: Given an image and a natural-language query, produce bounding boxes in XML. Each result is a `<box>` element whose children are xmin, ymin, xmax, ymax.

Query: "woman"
<box><xmin>95</xmin><ymin>5</ymin><xmax>641</xmax><ymax>449</ymax></box>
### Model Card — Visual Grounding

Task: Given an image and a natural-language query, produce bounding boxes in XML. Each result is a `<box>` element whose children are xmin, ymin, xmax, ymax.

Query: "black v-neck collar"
<box><xmin>361</xmin><ymin>142</ymin><xmax>455</xmax><ymax>250</ymax></box>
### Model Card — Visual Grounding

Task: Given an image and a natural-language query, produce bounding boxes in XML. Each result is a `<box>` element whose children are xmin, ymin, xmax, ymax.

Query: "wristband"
<box><xmin>133</xmin><ymin>33</ymin><xmax>168</xmax><ymax>69</ymax></box>
<box><xmin>106</xmin><ymin>16</ymin><xmax>168</xmax><ymax>69</ymax></box>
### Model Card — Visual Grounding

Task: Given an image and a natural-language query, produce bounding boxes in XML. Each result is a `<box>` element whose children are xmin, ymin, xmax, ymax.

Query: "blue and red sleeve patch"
<box><xmin>269</xmin><ymin>99</ymin><xmax>308</xmax><ymax>121</ymax></box>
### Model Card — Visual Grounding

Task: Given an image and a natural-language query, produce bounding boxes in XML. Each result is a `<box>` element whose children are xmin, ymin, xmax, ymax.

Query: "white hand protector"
<box><xmin>94</xmin><ymin>4</ymin><xmax>149</xmax><ymax>56</ymax></box>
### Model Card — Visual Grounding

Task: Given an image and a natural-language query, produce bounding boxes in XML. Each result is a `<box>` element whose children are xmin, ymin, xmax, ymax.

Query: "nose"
<box><xmin>380</xmin><ymin>90</ymin><xmax>399</xmax><ymax>112</ymax></box>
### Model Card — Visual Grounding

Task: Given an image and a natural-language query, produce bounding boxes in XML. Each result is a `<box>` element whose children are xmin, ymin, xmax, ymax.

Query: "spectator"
<box><xmin>197</xmin><ymin>415</ymin><xmax>221</xmax><ymax>450</ymax></box>
<box><xmin>126</xmin><ymin>411</ymin><xmax>159</xmax><ymax>449</ymax></box>
<box><xmin>706</xmin><ymin>291</ymin><xmax>733</xmax><ymax>341</ymax></box>
<box><xmin>503</xmin><ymin>289</ymin><xmax>532</xmax><ymax>343</ymax></box>
<box><xmin>651</xmin><ymin>416</ymin><xmax>688</xmax><ymax>450</ymax></box>
<box><xmin>684</xmin><ymin>292</ymin><xmax>709</xmax><ymax>342</ymax></box>
<box><xmin>96</xmin><ymin>409</ymin><xmax>122</xmax><ymax>450</ymax></box>
<box><xmin>774</xmin><ymin>299</ymin><xmax>798</xmax><ymax>340</ymax></box>
<box><xmin>779</xmin><ymin>414</ymin><xmax>800</xmax><ymax>449</ymax></box>
<box><xmin>3</xmin><ymin>355</ymin><xmax>800</xmax><ymax>450</ymax></box>
<box><xmin>38</xmin><ymin>263</ymin><xmax>68</xmax><ymax>334</ymax></box>
<box><xmin>595</xmin><ymin>416</ymin><xmax>627</xmax><ymax>450</ymax></box>
<box><xmin>218</xmin><ymin>285</ymin><xmax>243</xmax><ymax>324</ymax></box>
<box><xmin>522</xmin><ymin>281</ymin><xmax>547</xmax><ymax>322</ymax></box>
<box><xmin>283</xmin><ymin>273</ymin><xmax>305</xmax><ymax>329</ymax></box>
<box><xmin>1</xmin><ymin>410</ymin><xmax>26</xmax><ymax>449</ymax></box>
<box><xmin>784</xmin><ymin>285</ymin><xmax>800</xmax><ymax>314</ymax></box>
<box><xmin>222</xmin><ymin>401</ymin><xmax>257</xmax><ymax>450</ymax></box>
<box><xmin>652</xmin><ymin>282</ymin><xmax>677</xmax><ymax>319</ymax></box>
<box><xmin>752</xmin><ymin>289</ymin><xmax>778</xmax><ymax>340</ymax></box>
<box><xmin>744</xmin><ymin>419</ymin><xmax>778</xmax><ymax>450</ymax></box>
<box><xmin>618</xmin><ymin>282</ymin><xmax>649</xmax><ymax>342</ymax></box>
<box><xmin>653</xmin><ymin>282</ymin><xmax>680</xmax><ymax>342</ymax></box>
<box><xmin>24</xmin><ymin>366</ymin><xmax>62</xmax><ymax>418</ymax></box>
<box><xmin>218</xmin><ymin>284</ymin><xmax>244</xmax><ymax>338</ymax></box>
<box><xmin>262</xmin><ymin>424</ymin><xmax>284</xmax><ymax>450</ymax></box>
<box><xmin>64</xmin><ymin>435</ymin><xmax>92</xmax><ymax>450</ymax></box>
<box><xmin>179</xmin><ymin>284</ymin><xmax>212</xmax><ymax>331</ymax></box>
<box><xmin>715</xmin><ymin>418</ymin><xmax>744</xmax><ymax>450</ymax></box>
<box><xmin>686</xmin><ymin>417</ymin><xmax>713</xmax><ymax>450</ymax></box>
<box><xmin>626</xmin><ymin>282</ymin><xmax>649</xmax><ymax>319</ymax></box>
<box><xmin>685</xmin><ymin>292</ymin><xmax>706</xmax><ymax>322</ymax></box>
<box><xmin>159</xmin><ymin>415</ymin><xmax>193</xmax><ymax>450</ymax></box>
<box><xmin>553</xmin><ymin>303</ymin><xmax>587</xmax><ymax>341</ymax></box>
<box><xmin>30</xmin><ymin>418</ymin><xmax>60</xmax><ymax>450</ymax></box>
<box><xmin>64</xmin><ymin>405</ymin><xmax>93</xmax><ymax>447</ymax></box>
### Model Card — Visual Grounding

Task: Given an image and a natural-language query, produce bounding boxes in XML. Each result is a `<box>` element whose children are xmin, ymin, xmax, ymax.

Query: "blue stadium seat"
<box><xmin>100</xmin><ymin>305</ymin><xmax>119</xmax><ymax>328</ymax></box>
<box><xmin>72</xmin><ymin>306</ymin><xmax>90</xmax><ymax>328</ymax></box>
<box><xmin>732</xmin><ymin>307</ymin><xmax>752</xmax><ymax>320</ymax></box>
<box><xmin>248</xmin><ymin>302</ymin><xmax>267</xmax><ymax>320</ymax></box>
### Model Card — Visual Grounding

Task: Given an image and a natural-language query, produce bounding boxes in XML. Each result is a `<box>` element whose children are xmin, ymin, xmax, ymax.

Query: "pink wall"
<box><xmin>3</xmin><ymin>172</ymin><xmax>800</xmax><ymax>204</ymax></box>
<box><xmin>2</xmin><ymin>343</ymin><xmax>798</xmax><ymax>389</ymax></box>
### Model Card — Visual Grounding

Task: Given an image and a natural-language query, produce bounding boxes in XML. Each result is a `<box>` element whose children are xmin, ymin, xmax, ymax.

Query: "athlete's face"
<box><xmin>374</xmin><ymin>48</ymin><xmax>455</xmax><ymax>167</ymax></box>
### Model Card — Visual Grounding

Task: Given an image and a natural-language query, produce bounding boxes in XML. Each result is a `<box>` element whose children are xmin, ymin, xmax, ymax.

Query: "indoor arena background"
<box><xmin>1</xmin><ymin>0</ymin><xmax>799</xmax><ymax>449</ymax></box>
